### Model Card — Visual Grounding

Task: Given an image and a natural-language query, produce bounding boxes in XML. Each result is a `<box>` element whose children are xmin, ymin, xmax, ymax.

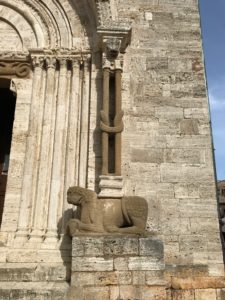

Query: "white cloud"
<box><xmin>209</xmin><ymin>92</ymin><xmax>225</xmax><ymax>110</ymax></box>
<box><xmin>208</xmin><ymin>79</ymin><xmax>225</xmax><ymax>111</ymax></box>
<box><xmin>207</xmin><ymin>79</ymin><xmax>225</xmax><ymax>179</ymax></box>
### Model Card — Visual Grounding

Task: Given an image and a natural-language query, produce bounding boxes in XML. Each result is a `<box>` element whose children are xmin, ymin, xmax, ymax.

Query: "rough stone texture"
<box><xmin>70</xmin><ymin>236</ymin><xmax>166</xmax><ymax>300</ymax></box>
<box><xmin>0</xmin><ymin>0</ymin><xmax>224</xmax><ymax>299</ymax></box>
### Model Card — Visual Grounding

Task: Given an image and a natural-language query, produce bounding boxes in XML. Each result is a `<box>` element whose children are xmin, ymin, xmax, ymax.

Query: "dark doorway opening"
<box><xmin>0</xmin><ymin>80</ymin><xmax>16</xmax><ymax>226</ymax></box>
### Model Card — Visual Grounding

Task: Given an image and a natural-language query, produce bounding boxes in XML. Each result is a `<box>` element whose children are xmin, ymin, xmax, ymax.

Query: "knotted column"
<box><xmin>98</xmin><ymin>38</ymin><xmax>124</xmax><ymax>198</ymax></box>
<box><xmin>15</xmin><ymin>56</ymin><xmax>45</xmax><ymax>242</ymax></box>
<box><xmin>29</xmin><ymin>56</ymin><xmax>57</xmax><ymax>243</ymax></box>
<box><xmin>115</xmin><ymin>65</ymin><xmax>122</xmax><ymax>176</ymax></box>
<box><xmin>101</xmin><ymin>66</ymin><xmax>110</xmax><ymax>175</ymax></box>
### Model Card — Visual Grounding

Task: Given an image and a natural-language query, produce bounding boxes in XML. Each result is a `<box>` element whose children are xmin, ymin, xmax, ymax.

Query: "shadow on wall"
<box><xmin>57</xmin><ymin>208</ymin><xmax>78</xmax><ymax>282</ymax></box>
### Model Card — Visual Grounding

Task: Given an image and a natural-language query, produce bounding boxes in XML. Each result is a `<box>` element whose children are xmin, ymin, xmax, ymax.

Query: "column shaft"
<box><xmin>115</xmin><ymin>69</ymin><xmax>122</xmax><ymax>176</ymax></box>
<box><xmin>62</xmin><ymin>60</ymin><xmax>81</xmax><ymax>234</ymax></box>
<box><xmin>30</xmin><ymin>57</ymin><xmax>57</xmax><ymax>241</ymax></box>
<box><xmin>102</xmin><ymin>68</ymin><xmax>110</xmax><ymax>175</ymax></box>
<box><xmin>78</xmin><ymin>58</ymin><xmax>91</xmax><ymax>187</ymax></box>
<box><xmin>45</xmin><ymin>59</ymin><xmax>68</xmax><ymax>243</ymax></box>
<box><xmin>16</xmin><ymin>57</ymin><xmax>45</xmax><ymax>240</ymax></box>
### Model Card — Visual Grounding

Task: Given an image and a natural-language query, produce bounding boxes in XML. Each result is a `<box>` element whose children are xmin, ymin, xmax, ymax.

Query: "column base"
<box><xmin>28</xmin><ymin>229</ymin><xmax>44</xmax><ymax>247</ymax></box>
<box><xmin>14</xmin><ymin>229</ymin><xmax>29</xmax><ymax>246</ymax></box>
<box><xmin>98</xmin><ymin>175</ymin><xmax>123</xmax><ymax>198</ymax></box>
<box><xmin>42</xmin><ymin>229</ymin><xmax>59</xmax><ymax>249</ymax></box>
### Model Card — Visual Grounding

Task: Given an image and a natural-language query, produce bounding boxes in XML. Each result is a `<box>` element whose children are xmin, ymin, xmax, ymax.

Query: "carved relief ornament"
<box><xmin>0</xmin><ymin>52</ymin><xmax>30</xmax><ymax>78</ymax></box>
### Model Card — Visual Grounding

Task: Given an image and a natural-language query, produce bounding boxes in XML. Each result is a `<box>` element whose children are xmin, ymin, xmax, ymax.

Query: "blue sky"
<box><xmin>199</xmin><ymin>0</ymin><xmax>225</xmax><ymax>180</ymax></box>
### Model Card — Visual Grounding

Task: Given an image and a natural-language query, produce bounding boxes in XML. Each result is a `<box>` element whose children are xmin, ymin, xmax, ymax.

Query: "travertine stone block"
<box><xmin>71</xmin><ymin>236</ymin><xmax>165</xmax><ymax>299</ymax></box>
<box><xmin>72</xmin><ymin>257</ymin><xmax>114</xmax><ymax>272</ymax></box>
<box><xmin>139</xmin><ymin>237</ymin><xmax>164</xmax><ymax>258</ymax></box>
<box><xmin>103</xmin><ymin>237</ymin><xmax>139</xmax><ymax>256</ymax></box>
<box><xmin>170</xmin><ymin>290</ymin><xmax>195</xmax><ymax>300</ymax></box>
<box><xmin>110</xmin><ymin>285</ymin><xmax>167</xmax><ymax>300</ymax></box>
<box><xmin>128</xmin><ymin>257</ymin><xmax>165</xmax><ymax>271</ymax></box>
<box><xmin>195</xmin><ymin>288</ymin><xmax>217</xmax><ymax>300</ymax></box>
<box><xmin>0</xmin><ymin>0</ymin><xmax>223</xmax><ymax>298</ymax></box>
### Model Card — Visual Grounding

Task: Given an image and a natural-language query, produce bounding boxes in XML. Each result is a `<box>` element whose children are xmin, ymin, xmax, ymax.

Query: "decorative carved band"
<box><xmin>0</xmin><ymin>51</ymin><xmax>31</xmax><ymax>78</ymax></box>
<box><xmin>0</xmin><ymin>61</ymin><xmax>30</xmax><ymax>78</ymax></box>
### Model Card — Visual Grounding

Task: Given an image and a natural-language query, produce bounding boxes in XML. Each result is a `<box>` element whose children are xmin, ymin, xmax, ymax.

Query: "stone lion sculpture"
<box><xmin>67</xmin><ymin>186</ymin><xmax>148</xmax><ymax>235</ymax></box>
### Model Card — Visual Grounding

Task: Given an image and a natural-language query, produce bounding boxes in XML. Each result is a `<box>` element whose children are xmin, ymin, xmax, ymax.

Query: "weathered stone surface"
<box><xmin>139</xmin><ymin>238</ymin><xmax>164</xmax><ymax>258</ymax></box>
<box><xmin>171</xmin><ymin>277</ymin><xmax>225</xmax><ymax>290</ymax></box>
<box><xmin>103</xmin><ymin>237</ymin><xmax>139</xmax><ymax>256</ymax></box>
<box><xmin>110</xmin><ymin>285</ymin><xmax>167</xmax><ymax>300</ymax></box>
<box><xmin>195</xmin><ymin>288</ymin><xmax>217</xmax><ymax>300</ymax></box>
<box><xmin>170</xmin><ymin>290</ymin><xmax>195</xmax><ymax>300</ymax></box>
<box><xmin>0</xmin><ymin>0</ymin><xmax>223</xmax><ymax>299</ymax></box>
<box><xmin>128</xmin><ymin>257</ymin><xmax>165</xmax><ymax>271</ymax></box>
<box><xmin>72</xmin><ymin>257</ymin><xmax>113</xmax><ymax>272</ymax></box>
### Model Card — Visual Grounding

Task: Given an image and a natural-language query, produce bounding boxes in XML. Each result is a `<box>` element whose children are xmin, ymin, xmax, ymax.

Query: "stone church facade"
<box><xmin>0</xmin><ymin>0</ymin><xmax>224</xmax><ymax>299</ymax></box>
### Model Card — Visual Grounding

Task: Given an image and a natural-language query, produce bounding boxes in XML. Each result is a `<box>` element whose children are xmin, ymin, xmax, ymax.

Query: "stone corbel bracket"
<box><xmin>95</xmin><ymin>0</ymin><xmax>131</xmax><ymax>55</ymax></box>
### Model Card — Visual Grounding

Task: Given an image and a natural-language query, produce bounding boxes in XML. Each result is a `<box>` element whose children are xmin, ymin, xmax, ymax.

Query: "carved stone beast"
<box><xmin>67</xmin><ymin>186</ymin><xmax>148</xmax><ymax>235</ymax></box>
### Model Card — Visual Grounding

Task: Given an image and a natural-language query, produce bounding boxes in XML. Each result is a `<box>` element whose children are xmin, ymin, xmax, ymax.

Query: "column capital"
<box><xmin>45</xmin><ymin>56</ymin><xmax>57</xmax><ymax>69</ymax></box>
<box><xmin>31</xmin><ymin>56</ymin><xmax>45</xmax><ymax>69</ymax></box>
<box><xmin>71</xmin><ymin>58</ymin><xmax>81</xmax><ymax>70</ymax></box>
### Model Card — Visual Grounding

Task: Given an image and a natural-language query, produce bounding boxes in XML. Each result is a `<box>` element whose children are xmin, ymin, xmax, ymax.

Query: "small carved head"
<box><xmin>67</xmin><ymin>186</ymin><xmax>96</xmax><ymax>206</ymax></box>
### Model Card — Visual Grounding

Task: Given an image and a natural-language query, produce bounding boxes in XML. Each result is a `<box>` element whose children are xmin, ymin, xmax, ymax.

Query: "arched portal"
<box><xmin>0</xmin><ymin>0</ymin><xmax>96</xmax><ymax>245</ymax></box>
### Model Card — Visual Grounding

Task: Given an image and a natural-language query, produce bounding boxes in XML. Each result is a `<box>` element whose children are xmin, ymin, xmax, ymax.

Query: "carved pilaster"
<box><xmin>78</xmin><ymin>56</ymin><xmax>91</xmax><ymax>187</ymax></box>
<box><xmin>29</xmin><ymin>56</ymin><xmax>57</xmax><ymax>243</ymax></box>
<box><xmin>15</xmin><ymin>55</ymin><xmax>45</xmax><ymax>243</ymax></box>
<box><xmin>44</xmin><ymin>57</ymin><xmax>69</xmax><ymax>246</ymax></box>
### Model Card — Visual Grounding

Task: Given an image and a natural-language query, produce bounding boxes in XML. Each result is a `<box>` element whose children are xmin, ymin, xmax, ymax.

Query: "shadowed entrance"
<box><xmin>0</xmin><ymin>80</ymin><xmax>16</xmax><ymax>225</ymax></box>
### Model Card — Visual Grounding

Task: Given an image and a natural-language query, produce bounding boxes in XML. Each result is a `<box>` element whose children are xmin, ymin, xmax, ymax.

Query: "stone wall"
<box><xmin>0</xmin><ymin>0</ymin><xmax>224</xmax><ymax>299</ymax></box>
<box><xmin>113</xmin><ymin>0</ymin><xmax>224</xmax><ymax>277</ymax></box>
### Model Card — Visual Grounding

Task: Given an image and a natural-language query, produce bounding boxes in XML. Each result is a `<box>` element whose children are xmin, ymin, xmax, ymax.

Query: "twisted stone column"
<box><xmin>115</xmin><ymin>68</ymin><xmax>122</xmax><ymax>176</ymax></box>
<box><xmin>101</xmin><ymin>67</ymin><xmax>110</xmax><ymax>175</ymax></box>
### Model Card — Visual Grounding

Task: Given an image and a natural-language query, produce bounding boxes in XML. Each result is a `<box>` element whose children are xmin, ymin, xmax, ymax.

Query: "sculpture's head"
<box><xmin>67</xmin><ymin>186</ymin><xmax>96</xmax><ymax>206</ymax></box>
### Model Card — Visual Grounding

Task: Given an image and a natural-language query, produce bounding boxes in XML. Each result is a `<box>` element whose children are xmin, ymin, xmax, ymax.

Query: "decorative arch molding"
<box><xmin>0</xmin><ymin>0</ymin><xmax>74</xmax><ymax>50</ymax></box>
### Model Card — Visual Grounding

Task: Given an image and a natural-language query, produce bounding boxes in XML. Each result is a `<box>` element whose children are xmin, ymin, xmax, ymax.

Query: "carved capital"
<box><xmin>104</xmin><ymin>38</ymin><xmax>121</xmax><ymax>59</ymax></box>
<box><xmin>71</xmin><ymin>58</ymin><xmax>81</xmax><ymax>70</ymax></box>
<box><xmin>59</xmin><ymin>58</ymin><xmax>68</xmax><ymax>68</ymax></box>
<box><xmin>82</xmin><ymin>55</ymin><xmax>92</xmax><ymax>70</ymax></box>
<box><xmin>45</xmin><ymin>56</ymin><xmax>57</xmax><ymax>69</ymax></box>
<box><xmin>31</xmin><ymin>56</ymin><xmax>45</xmax><ymax>69</ymax></box>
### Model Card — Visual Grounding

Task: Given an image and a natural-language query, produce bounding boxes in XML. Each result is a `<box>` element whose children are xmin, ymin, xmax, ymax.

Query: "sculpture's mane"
<box><xmin>68</xmin><ymin>186</ymin><xmax>96</xmax><ymax>203</ymax></box>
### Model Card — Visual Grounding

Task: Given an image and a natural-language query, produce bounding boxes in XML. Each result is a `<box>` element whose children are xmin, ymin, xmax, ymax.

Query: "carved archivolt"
<box><xmin>0</xmin><ymin>0</ymin><xmax>73</xmax><ymax>49</ymax></box>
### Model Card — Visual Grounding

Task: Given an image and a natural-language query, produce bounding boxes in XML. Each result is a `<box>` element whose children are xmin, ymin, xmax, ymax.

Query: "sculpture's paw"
<box><xmin>67</xmin><ymin>219</ymin><xmax>81</xmax><ymax>236</ymax></box>
<box><xmin>106</xmin><ymin>225</ymin><xmax>119</xmax><ymax>233</ymax></box>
